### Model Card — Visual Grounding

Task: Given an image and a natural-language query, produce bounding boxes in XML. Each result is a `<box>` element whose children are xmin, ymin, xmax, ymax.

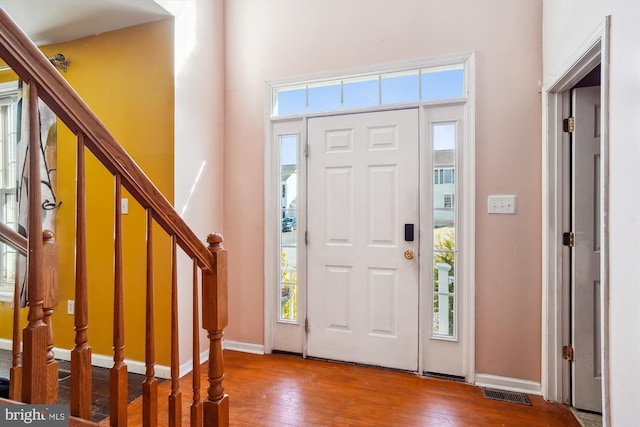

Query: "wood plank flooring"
<box><xmin>0</xmin><ymin>349</ymin><xmax>152</xmax><ymax>422</ymax></box>
<box><xmin>124</xmin><ymin>350</ymin><xmax>579</xmax><ymax>426</ymax></box>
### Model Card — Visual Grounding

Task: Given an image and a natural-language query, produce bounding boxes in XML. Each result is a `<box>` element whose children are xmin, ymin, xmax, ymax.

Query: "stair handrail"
<box><xmin>0</xmin><ymin>222</ymin><xmax>26</xmax><ymax>255</ymax></box>
<box><xmin>0</xmin><ymin>7</ymin><xmax>214</xmax><ymax>273</ymax></box>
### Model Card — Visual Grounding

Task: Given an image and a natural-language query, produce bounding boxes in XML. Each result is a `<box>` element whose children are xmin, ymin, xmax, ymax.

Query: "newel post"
<box><xmin>202</xmin><ymin>233</ymin><xmax>229</xmax><ymax>427</ymax></box>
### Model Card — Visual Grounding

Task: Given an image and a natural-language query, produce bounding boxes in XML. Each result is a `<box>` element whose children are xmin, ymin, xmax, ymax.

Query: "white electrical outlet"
<box><xmin>121</xmin><ymin>198</ymin><xmax>129</xmax><ymax>215</ymax></box>
<box><xmin>487</xmin><ymin>195</ymin><xmax>516</xmax><ymax>214</ymax></box>
<box><xmin>67</xmin><ymin>300</ymin><xmax>74</xmax><ymax>315</ymax></box>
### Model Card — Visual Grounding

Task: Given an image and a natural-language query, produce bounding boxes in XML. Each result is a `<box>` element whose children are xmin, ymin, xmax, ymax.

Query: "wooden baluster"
<box><xmin>110</xmin><ymin>173</ymin><xmax>128</xmax><ymax>426</ymax></box>
<box><xmin>169</xmin><ymin>235</ymin><xmax>182</xmax><ymax>427</ymax></box>
<box><xmin>22</xmin><ymin>82</ymin><xmax>48</xmax><ymax>404</ymax></box>
<box><xmin>71</xmin><ymin>133</ymin><xmax>92</xmax><ymax>419</ymax></box>
<box><xmin>202</xmin><ymin>233</ymin><xmax>229</xmax><ymax>427</ymax></box>
<box><xmin>9</xmin><ymin>252</ymin><xmax>22</xmax><ymax>401</ymax></box>
<box><xmin>191</xmin><ymin>259</ymin><xmax>202</xmax><ymax>427</ymax></box>
<box><xmin>143</xmin><ymin>209</ymin><xmax>158</xmax><ymax>427</ymax></box>
<box><xmin>42</xmin><ymin>230</ymin><xmax>59</xmax><ymax>403</ymax></box>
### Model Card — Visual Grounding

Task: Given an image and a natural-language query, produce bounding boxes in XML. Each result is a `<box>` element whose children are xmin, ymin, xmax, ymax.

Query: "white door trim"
<box><xmin>462</xmin><ymin>52</ymin><xmax>476</xmax><ymax>384</ymax></box>
<box><xmin>541</xmin><ymin>15</ymin><xmax>610</xmax><ymax>424</ymax></box>
<box><xmin>264</xmin><ymin>54</ymin><xmax>475</xmax><ymax>384</ymax></box>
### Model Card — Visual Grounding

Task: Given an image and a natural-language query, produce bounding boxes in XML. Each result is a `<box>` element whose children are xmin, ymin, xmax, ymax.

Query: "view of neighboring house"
<box><xmin>434</xmin><ymin>150</ymin><xmax>455</xmax><ymax>228</ymax></box>
<box><xmin>281</xmin><ymin>164</ymin><xmax>297</xmax><ymax>217</ymax></box>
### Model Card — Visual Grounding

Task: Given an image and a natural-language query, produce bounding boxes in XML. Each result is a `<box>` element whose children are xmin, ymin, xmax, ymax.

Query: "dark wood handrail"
<box><xmin>0</xmin><ymin>7</ymin><xmax>214</xmax><ymax>273</ymax></box>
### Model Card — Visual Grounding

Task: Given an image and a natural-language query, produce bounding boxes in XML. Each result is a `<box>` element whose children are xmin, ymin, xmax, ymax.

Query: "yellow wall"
<box><xmin>0</xmin><ymin>19</ymin><xmax>175</xmax><ymax>366</ymax></box>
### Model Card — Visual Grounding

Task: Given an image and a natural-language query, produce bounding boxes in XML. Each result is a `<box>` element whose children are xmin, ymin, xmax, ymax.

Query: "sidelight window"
<box><xmin>280</xmin><ymin>134</ymin><xmax>298</xmax><ymax>322</ymax></box>
<box><xmin>432</xmin><ymin>122</ymin><xmax>456</xmax><ymax>338</ymax></box>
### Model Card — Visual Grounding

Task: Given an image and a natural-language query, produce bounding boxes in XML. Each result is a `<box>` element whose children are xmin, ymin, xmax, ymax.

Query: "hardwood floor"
<box><xmin>124</xmin><ymin>350</ymin><xmax>580</xmax><ymax>426</ymax></box>
<box><xmin>0</xmin><ymin>349</ymin><xmax>152</xmax><ymax>422</ymax></box>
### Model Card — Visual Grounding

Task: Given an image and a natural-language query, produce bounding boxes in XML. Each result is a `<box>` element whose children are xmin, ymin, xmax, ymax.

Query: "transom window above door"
<box><xmin>272</xmin><ymin>65</ymin><xmax>464</xmax><ymax>117</ymax></box>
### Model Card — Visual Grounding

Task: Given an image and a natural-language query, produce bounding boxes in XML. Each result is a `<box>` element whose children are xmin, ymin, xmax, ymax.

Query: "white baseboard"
<box><xmin>1</xmin><ymin>338</ymin><xmax>209</xmax><ymax>380</ymax></box>
<box><xmin>475</xmin><ymin>373</ymin><xmax>542</xmax><ymax>395</ymax></box>
<box><xmin>222</xmin><ymin>340</ymin><xmax>265</xmax><ymax>355</ymax></box>
<box><xmin>0</xmin><ymin>338</ymin><xmax>12</xmax><ymax>351</ymax></box>
<box><xmin>178</xmin><ymin>349</ymin><xmax>210</xmax><ymax>378</ymax></box>
<box><xmin>51</xmin><ymin>347</ymin><xmax>174</xmax><ymax>380</ymax></box>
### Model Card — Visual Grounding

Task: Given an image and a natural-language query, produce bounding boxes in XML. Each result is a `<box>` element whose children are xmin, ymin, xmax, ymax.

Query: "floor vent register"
<box><xmin>481</xmin><ymin>388</ymin><xmax>532</xmax><ymax>405</ymax></box>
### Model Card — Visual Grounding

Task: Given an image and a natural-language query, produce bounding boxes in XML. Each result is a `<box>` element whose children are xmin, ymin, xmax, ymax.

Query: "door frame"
<box><xmin>263</xmin><ymin>53</ymin><xmax>476</xmax><ymax>383</ymax></box>
<box><xmin>541</xmin><ymin>15</ymin><xmax>610</xmax><ymax>422</ymax></box>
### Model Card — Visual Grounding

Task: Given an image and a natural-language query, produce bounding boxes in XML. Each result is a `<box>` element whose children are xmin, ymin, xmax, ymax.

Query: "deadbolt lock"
<box><xmin>404</xmin><ymin>250</ymin><xmax>414</xmax><ymax>260</ymax></box>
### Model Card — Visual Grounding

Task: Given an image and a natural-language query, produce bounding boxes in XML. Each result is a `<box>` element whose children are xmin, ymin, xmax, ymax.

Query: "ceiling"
<box><xmin>0</xmin><ymin>0</ymin><xmax>172</xmax><ymax>45</ymax></box>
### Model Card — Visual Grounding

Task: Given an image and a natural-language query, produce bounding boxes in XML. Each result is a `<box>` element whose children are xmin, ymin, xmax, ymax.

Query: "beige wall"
<box><xmin>224</xmin><ymin>0</ymin><xmax>543</xmax><ymax>382</ymax></box>
<box><xmin>155</xmin><ymin>0</ymin><xmax>226</xmax><ymax>368</ymax></box>
<box><xmin>543</xmin><ymin>1</ymin><xmax>640</xmax><ymax>423</ymax></box>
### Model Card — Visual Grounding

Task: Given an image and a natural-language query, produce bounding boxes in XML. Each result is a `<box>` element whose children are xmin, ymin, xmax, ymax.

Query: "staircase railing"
<box><xmin>0</xmin><ymin>7</ymin><xmax>228</xmax><ymax>427</ymax></box>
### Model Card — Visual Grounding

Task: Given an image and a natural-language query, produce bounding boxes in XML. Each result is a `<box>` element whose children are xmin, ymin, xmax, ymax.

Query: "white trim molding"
<box><xmin>223</xmin><ymin>340</ymin><xmax>265</xmax><ymax>355</ymax></box>
<box><xmin>265</xmin><ymin>53</ymin><xmax>476</xmax><ymax>379</ymax></box>
<box><xmin>475</xmin><ymin>373</ymin><xmax>542</xmax><ymax>396</ymax></box>
<box><xmin>177</xmin><ymin>349</ymin><xmax>210</xmax><ymax>379</ymax></box>
<box><xmin>463</xmin><ymin>51</ymin><xmax>476</xmax><ymax>385</ymax></box>
<box><xmin>0</xmin><ymin>338</ymin><xmax>209</xmax><ymax>379</ymax></box>
<box><xmin>541</xmin><ymin>15</ymin><xmax>610</xmax><ymax>424</ymax></box>
<box><xmin>52</xmin><ymin>348</ymin><xmax>173</xmax><ymax>380</ymax></box>
<box><xmin>0</xmin><ymin>337</ymin><xmax>12</xmax><ymax>350</ymax></box>
<box><xmin>0</xmin><ymin>338</ymin><xmax>208</xmax><ymax>379</ymax></box>
<box><xmin>267</xmin><ymin>52</ymin><xmax>473</xmax><ymax>91</ymax></box>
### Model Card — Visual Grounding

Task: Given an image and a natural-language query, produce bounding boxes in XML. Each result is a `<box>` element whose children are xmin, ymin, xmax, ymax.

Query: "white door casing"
<box><xmin>307</xmin><ymin>109</ymin><xmax>420</xmax><ymax>371</ymax></box>
<box><xmin>422</xmin><ymin>104</ymin><xmax>466</xmax><ymax>377</ymax></box>
<box><xmin>572</xmin><ymin>86</ymin><xmax>602</xmax><ymax>412</ymax></box>
<box><xmin>541</xmin><ymin>22</ymin><xmax>608</xmax><ymax>417</ymax></box>
<box><xmin>265</xmin><ymin>55</ymin><xmax>476</xmax><ymax>381</ymax></box>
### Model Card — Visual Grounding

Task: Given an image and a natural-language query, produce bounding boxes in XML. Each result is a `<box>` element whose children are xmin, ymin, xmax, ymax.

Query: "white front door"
<box><xmin>572</xmin><ymin>86</ymin><xmax>602</xmax><ymax>412</ymax></box>
<box><xmin>307</xmin><ymin>109</ymin><xmax>419</xmax><ymax>371</ymax></box>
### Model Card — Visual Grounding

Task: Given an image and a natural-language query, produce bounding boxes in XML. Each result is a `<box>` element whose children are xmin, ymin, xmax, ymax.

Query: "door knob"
<box><xmin>404</xmin><ymin>250</ymin><xmax>414</xmax><ymax>260</ymax></box>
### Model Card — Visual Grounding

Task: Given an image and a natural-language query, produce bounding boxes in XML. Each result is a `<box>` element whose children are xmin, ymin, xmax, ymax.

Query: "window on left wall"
<box><xmin>0</xmin><ymin>84</ymin><xmax>18</xmax><ymax>302</ymax></box>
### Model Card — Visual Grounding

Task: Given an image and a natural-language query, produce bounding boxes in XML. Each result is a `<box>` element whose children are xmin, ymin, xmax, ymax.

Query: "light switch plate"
<box><xmin>488</xmin><ymin>195</ymin><xmax>516</xmax><ymax>214</ymax></box>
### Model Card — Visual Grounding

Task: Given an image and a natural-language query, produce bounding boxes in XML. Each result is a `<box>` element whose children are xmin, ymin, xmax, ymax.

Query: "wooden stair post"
<box><xmin>202</xmin><ymin>233</ymin><xmax>229</xmax><ymax>427</ymax></box>
<box><xmin>191</xmin><ymin>259</ymin><xmax>203</xmax><ymax>427</ymax></box>
<box><xmin>10</xmin><ymin>250</ymin><xmax>22</xmax><ymax>401</ymax></box>
<box><xmin>71</xmin><ymin>133</ymin><xmax>92</xmax><ymax>419</ymax></box>
<box><xmin>110</xmin><ymin>174</ymin><xmax>128</xmax><ymax>426</ymax></box>
<box><xmin>21</xmin><ymin>82</ymin><xmax>48</xmax><ymax>404</ymax></box>
<box><xmin>168</xmin><ymin>235</ymin><xmax>182</xmax><ymax>427</ymax></box>
<box><xmin>143</xmin><ymin>209</ymin><xmax>158</xmax><ymax>427</ymax></box>
<box><xmin>42</xmin><ymin>230</ymin><xmax>59</xmax><ymax>403</ymax></box>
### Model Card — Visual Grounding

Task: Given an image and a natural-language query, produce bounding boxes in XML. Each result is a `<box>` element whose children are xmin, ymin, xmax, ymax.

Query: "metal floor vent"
<box><xmin>481</xmin><ymin>388</ymin><xmax>532</xmax><ymax>406</ymax></box>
